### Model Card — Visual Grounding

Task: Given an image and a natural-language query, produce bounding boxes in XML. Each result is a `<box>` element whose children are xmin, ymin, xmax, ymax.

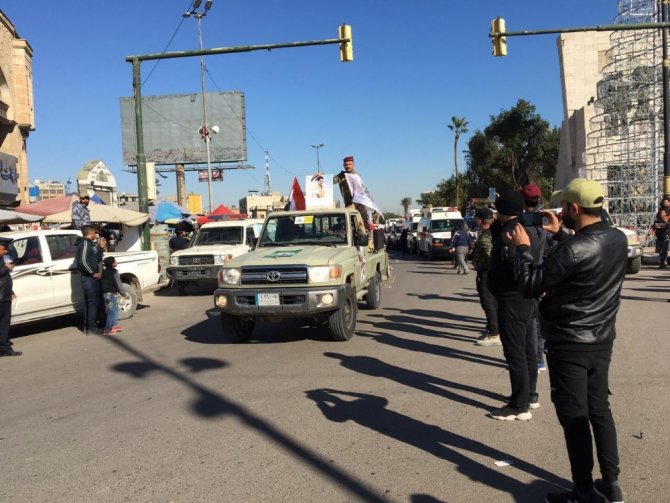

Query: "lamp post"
<box><xmin>184</xmin><ymin>0</ymin><xmax>215</xmax><ymax>213</ymax></box>
<box><xmin>311</xmin><ymin>143</ymin><xmax>324</xmax><ymax>173</ymax></box>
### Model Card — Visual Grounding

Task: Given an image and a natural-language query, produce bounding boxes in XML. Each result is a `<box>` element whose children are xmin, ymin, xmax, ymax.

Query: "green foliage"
<box><xmin>400</xmin><ymin>197</ymin><xmax>413</xmax><ymax>217</ymax></box>
<box><xmin>465</xmin><ymin>99</ymin><xmax>559</xmax><ymax>201</ymax></box>
<box><xmin>383</xmin><ymin>212</ymin><xmax>402</xmax><ymax>220</ymax></box>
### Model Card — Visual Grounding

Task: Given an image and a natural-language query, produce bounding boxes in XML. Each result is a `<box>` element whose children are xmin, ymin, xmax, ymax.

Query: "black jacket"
<box><xmin>0</xmin><ymin>262</ymin><xmax>12</xmax><ymax>302</ymax></box>
<box><xmin>101</xmin><ymin>267</ymin><xmax>124</xmax><ymax>294</ymax></box>
<box><xmin>487</xmin><ymin>218</ymin><xmax>543</xmax><ymax>299</ymax></box>
<box><xmin>515</xmin><ymin>221</ymin><xmax>627</xmax><ymax>348</ymax></box>
<box><xmin>75</xmin><ymin>236</ymin><xmax>103</xmax><ymax>277</ymax></box>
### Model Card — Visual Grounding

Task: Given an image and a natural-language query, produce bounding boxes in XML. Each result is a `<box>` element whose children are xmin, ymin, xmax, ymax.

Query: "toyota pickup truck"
<box><xmin>213</xmin><ymin>208</ymin><xmax>393</xmax><ymax>342</ymax></box>
<box><xmin>3</xmin><ymin>229</ymin><xmax>161</xmax><ymax>325</ymax></box>
<box><xmin>166</xmin><ymin>218</ymin><xmax>264</xmax><ymax>295</ymax></box>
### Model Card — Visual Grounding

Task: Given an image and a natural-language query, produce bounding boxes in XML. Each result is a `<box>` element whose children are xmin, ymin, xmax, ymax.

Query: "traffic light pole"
<box><xmin>126</xmin><ymin>31</ymin><xmax>352</xmax><ymax>250</ymax></box>
<box><xmin>490</xmin><ymin>20</ymin><xmax>670</xmax><ymax>198</ymax></box>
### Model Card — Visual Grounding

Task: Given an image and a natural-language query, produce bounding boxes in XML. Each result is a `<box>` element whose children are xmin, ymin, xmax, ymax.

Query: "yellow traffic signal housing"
<box><xmin>339</xmin><ymin>24</ymin><xmax>353</xmax><ymax>62</ymax></box>
<box><xmin>491</xmin><ymin>17</ymin><xmax>507</xmax><ymax>57</ymax></box>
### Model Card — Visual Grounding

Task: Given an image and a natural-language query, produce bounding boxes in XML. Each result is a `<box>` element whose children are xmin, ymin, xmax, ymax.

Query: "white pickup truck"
<box><xmin>167</xmin><ymin>218</ymin><xmax>264</xmax><ymax>295</ymax></box>
<box><xmin>2</xmin><ymin>229</ymin><xmax>161</xmax><ymax>325</ymax></box>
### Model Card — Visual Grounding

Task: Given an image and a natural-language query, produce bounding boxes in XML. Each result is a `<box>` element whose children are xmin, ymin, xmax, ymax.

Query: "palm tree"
<box><xmin>401</xmin><ymin>197</ymin><xmax>412</xmax><ymax>218</ymax></box>
<box><xmin>448</xmin><ymin>116</ymin><xmax>469</xmax><ymax>208</ymax></box>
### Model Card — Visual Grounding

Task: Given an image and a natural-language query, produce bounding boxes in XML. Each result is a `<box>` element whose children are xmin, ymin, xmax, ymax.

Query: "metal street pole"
<box><xmin>311</xmin><ymin>143</ymin><xmax>324</xmax><ymax>173</ymax></box>
<box><xmin>663</xmin><ymin>0</ymin><xmax>670</xmax><ymax>195</ymax></box>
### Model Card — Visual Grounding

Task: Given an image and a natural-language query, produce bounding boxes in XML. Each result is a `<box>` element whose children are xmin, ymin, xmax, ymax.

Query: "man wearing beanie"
<box><xmin>508</xmin><ymin>178</ymin><xmax>626</xmax><ymax>503</ymax></box>
<box><xmin>487</xmin><ymin>189</ymin><xmax>543</xmax><ymax>421</ymax></box>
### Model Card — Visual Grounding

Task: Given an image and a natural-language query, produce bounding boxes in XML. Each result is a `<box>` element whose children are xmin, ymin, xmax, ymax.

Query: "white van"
<box><xmin>417</xmin><ymin>207</ymin><xmax>464</xmax><ymax>260</ymax></box>
<box><xmin>404</xmin><ymin>213</ymin><xmax>422</xmax><ymax>254</ymax></box>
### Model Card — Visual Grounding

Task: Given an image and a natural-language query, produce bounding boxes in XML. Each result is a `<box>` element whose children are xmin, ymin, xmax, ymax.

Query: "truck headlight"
<box><xmin>433</xmin><ymin>238</ymin><xmax>443</xmax><ymax>244</ymax></box>
<box><xmin>169</xmin><ymin>256</ymin><xmax>179</xmax><ymax>266</ymax></box>
<box><xmin>308</xmin><ymin>265</ymin><xmax>342</xmax><ymax>283</ymax></box>
<box><xmin>218</xmin><ymin>268</ymin><xmax>241</xmax><ymax>285</ymax></box>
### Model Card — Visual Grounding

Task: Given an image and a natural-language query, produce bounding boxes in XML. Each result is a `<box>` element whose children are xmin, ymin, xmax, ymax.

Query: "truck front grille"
<box><xmin>178</xmin><ymin>255</ymin><xmax>214</xmax><ymax>266</ymax></box>
<box><xmin>240</xmin><ymin>266</ymin><xmax>308</xmax><ymax>285</ymax></box>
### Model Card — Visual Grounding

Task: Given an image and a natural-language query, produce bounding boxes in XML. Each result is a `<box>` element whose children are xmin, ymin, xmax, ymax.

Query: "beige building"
<box><xmin>0</xmin><ymin>10</ymin><xmax>34</xmax><ymax>206</ymax></box>
<box><xmin>33</xmin><ymin>178</ymin><xmax>65</xmax><ymax>200</ymax></box>
<box><xmin>239</xmin><ymin>191</ymin><xmax>286</xmax><ymax>219</ymax></box>
<box><xmin>77</xmin><ymin>160</ymin><xmax>118</xmax><ymax>205</ymax></box>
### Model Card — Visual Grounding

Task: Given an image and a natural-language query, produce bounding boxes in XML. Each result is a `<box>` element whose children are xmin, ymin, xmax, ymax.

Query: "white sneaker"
<box><xmin>476</xmin><ymin>334</ymin><xmax>502</xmax><ymax>347</ymax></box>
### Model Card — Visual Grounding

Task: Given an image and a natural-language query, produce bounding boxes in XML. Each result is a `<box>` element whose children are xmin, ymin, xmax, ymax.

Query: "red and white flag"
<box><xmin>289</xmin><ymin>176</ymin><xmax>306</xmax><ymax>211</ymax></box>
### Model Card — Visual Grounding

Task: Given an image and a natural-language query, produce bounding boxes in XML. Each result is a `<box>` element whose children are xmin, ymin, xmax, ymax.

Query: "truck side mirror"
<box><xmin>358</xmin><ymin>233</ymin><xmax>369</xmax><ymax>247</ymax></box>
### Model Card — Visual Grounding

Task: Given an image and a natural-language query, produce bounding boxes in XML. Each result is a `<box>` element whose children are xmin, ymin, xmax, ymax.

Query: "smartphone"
<box><xmin>519</xmin><ymin>212</ymin><xmax>547</xmax><ymax>227</ymax></box>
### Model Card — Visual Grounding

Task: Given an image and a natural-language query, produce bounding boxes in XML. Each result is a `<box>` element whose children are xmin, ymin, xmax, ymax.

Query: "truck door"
<box><xmin>9</xmin><ymin>236</ymin><xmax>55</xmax><ymax>317</ymax></box>
<box><xmin>46</xmin><ymin>234</ymin><xmax>83</xmax><ymax>309</ymax></box>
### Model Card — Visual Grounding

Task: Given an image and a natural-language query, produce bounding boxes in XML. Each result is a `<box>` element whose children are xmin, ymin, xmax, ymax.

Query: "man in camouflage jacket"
<box><xmin>472</xmin><ymin>207</ymin><xmax>500</xmax><ymax>347</ymax></box>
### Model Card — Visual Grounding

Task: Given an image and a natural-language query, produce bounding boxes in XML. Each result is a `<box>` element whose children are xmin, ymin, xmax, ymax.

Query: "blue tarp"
<box><xmin>90</xmin><ymin>194</ymin><xmax>105</xmax><ymax>204</ymax></box>
<box><xmin>154</xmin><ymin>201</ymin><xmax>190</xmax><ymax>223</ymax></box>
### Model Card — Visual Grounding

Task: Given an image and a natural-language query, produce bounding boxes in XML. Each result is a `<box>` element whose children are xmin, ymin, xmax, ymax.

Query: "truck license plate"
<box><xmin>256</xmin><ymin>293</ymin><xmax>280</xmax><ymax>306</ymax></box>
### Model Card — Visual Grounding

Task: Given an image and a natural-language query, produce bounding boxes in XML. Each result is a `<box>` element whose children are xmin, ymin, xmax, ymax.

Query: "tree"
<box><xmin>465</xmin><ymin>99</ymin><xmax>559</xmax><ymax>201</ymax></box>
<box><xmin>448</xmin><ymin>116</ymin><xmax>469</xmax><ymax>208</ymax></box>
<box><xmin>400</xmin><ymin>197</ymin><xmax>413</xmax><ymax>217</ymax></box>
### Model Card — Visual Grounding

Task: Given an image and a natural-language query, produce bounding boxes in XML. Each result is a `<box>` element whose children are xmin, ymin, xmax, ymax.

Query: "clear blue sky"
<box><xmin>3</xmin><ymin>0</ymin><xmax>618</xmax><ymax>214</ymax></box>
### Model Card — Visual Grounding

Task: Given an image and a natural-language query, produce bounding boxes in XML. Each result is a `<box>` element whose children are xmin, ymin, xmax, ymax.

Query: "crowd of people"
<box><xmin>394</xmin><ymin>179</ymin><xmax>629</xmax><ymax>503</ymax></box>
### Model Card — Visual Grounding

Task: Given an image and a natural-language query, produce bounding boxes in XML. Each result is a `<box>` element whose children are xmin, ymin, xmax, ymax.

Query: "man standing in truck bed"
<box><xmin>334</xmin><ymin>156</ymin><xmax>371</xmax><ymax>234</ymax></box>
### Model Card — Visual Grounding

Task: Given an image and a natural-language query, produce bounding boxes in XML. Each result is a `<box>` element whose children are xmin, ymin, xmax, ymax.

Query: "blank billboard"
<box><xmin>120</xmin><ymin>91</ymin><xmax>247</xmax><ymax>165</ymax></box>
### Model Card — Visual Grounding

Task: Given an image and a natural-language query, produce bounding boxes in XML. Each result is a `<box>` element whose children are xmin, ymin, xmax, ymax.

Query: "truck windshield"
<box><xmin>259</xmin><ymin>214</ymin><xmax>347</xmax><ymax>246</ymax></box>
<box><xmin>430</xmin><ymin>219</ymin><xmax>463</xmax><ymax>232</ymax></box>
<box><xmin>192</xmin><ymin>227</ymin><xmax>243</xmax><ymax>246</ymax></box>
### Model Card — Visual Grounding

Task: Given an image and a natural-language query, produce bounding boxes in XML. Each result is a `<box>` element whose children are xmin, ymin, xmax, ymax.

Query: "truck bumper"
<box><xmin>167</xmin><ymin>266</ymin><xmax>219</xmax><ymax>282</ymax></box>
<box><xmin>213</xmin><ymin>285</ymin><xmax>348</xmax><ymax>317</ymax></box>
<box><xmin>628</xmin><ymin>244</ymin><xmax>643</xmax><ymax>258</ymax></box>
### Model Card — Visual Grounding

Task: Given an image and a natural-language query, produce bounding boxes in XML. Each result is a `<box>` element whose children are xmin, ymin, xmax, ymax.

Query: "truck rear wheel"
<box><xmin>118</xmin><ymin>283</ymin><xmax>138</xmax><ymax>320</ymax></box>
<box><xmin>626</xmin><ymin>256</ymin><xmax>641</xmax><ymax>274</ymax></box>
<box><xmin>221</xmin><ymin>313</ymin><xmax>255</xmax><ymax>342</ymax></box>
<box><xmin>365</xmin><ymin>273</ymin><xmax>382</xmax><ymax>309</ymax></box>
<box><xmin>328</xmin><ymin>285</ymin><xmax>357</xmax><ymax>341</ymax></box>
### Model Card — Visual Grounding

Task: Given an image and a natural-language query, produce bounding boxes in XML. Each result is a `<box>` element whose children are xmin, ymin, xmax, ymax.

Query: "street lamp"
<box><xmin>311</xmin><ymin>143</ymin><xmax>325</xmax><ymax>173</ymax></box>
<box><xmin>184</xmin><ymin>0</ymin><xmax>215</xmax><ymax>212</ymax></box>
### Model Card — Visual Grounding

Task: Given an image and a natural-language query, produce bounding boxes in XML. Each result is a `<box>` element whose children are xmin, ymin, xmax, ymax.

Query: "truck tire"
<box><xmin>177</xmin><ymin>281</ymin><xmax>188</xmax><ymax>296</ymax></box>
<box><xmin>220</xmin><ymin>313</ymin><xmax>255</xmax><ymax>342</ymax></box>
<box><xmin>118</xmin><ymin>283</ymin><xmax>138</xmax><ymax>320</ymax></box>
<box><xmin>626</xmin><ymin>256</ymin><xmax>641</xmax><ymax>274</ymax></box>
<box><xmin>365</xmin><ymin>273</ymin><xmax>382</xmax><ymax>309</ymax></box>
<box><xmin>328</xmin><ymin>285</ymin><xmax>357</xmax><ymax>341</ymax></box>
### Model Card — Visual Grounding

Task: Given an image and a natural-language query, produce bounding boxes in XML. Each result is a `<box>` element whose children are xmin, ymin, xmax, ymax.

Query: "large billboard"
<box><xmin>120</xmin><ymin>91</ymin><xmax>247</xmax><ymax>166</ymax></box>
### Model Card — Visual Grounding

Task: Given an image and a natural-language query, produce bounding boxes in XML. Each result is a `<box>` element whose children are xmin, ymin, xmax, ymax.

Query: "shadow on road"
<box><xmin>106</xmin><ymin>336</ymin><xmax>390</xmax><ymax>503</ymax></box>
<box><xmin>324</xmin><ymin>353</ymin><xmax>506</xmax><ymax>410</ymax></box>
<box><xmin>306</xmin><ymin>388</ymin><xmax>569</xmax><ymax>503</ymax></box>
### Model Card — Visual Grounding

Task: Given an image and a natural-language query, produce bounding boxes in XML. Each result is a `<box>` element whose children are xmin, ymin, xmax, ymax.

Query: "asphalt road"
<box><xmin>1</xmin><ymin>251</ymin><xmax>668</xmax><ymax>503</ymax></box>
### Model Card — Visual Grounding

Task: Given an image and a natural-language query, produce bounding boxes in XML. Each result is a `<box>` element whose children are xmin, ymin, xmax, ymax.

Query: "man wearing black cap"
<box><xmin>0</xmin><ymin>240</ymin><xmax>20</xmax><ymax>357</ymax></box>
<box><xmin>487</xmin><ymin>189</ymin><xmax>543</xmax><ymax>421</ymax></box>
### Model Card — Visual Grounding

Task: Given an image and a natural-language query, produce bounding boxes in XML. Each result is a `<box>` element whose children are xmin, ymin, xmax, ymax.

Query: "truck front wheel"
<box><xmin>118</xmin><ymin>283</ymin><xmax>138</xmax><ymax>320</ymax></box>
<box><xmin>221</xmin><ymin>313</ymin><xmax>255</xmax><ymax>342</ymax></box>
<box><xmin>627</xmin><ymin>256</ymin><xmax>641</xmax><ymax>274</ymax></box>
<box><xmin>328</xmin><ymin>285</ymin><xmax>357</xmax><ymax>341</ymax></box>
<box><xmin>365</xmin><ymin>273</ymin><xmax>382</xmax><ymax>309</ymax></box>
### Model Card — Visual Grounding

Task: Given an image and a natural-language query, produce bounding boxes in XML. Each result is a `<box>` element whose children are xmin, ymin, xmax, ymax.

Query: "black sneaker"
<box><xmin>593</xmin><ymin>479</ymin><xmax>624</xmax><ymax>503</ymax></box>
<box><xmin>0</xmin><ymin>348</ymin><xmax>22</xmax><ymax>357</ymax></box>
<box><xmin>545</xmin><ymin>490</ymin><xmax>604</xmax><ymax>503</ymax></box>
<box><xmin>488</xmin><ymin>405</ymin><xmax>532</xmax><ymax>421</ymax></box>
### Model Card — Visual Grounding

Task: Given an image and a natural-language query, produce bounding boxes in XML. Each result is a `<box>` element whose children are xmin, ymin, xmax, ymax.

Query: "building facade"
<box><xmin>0</xmin><ymin>10</ymin><xmax>34</xmax><ymax>207</ymax></box>
<box><xmin>32</xmin><ymin>178</ymin><xmax>65</xmax><ymax>200</ymax></box>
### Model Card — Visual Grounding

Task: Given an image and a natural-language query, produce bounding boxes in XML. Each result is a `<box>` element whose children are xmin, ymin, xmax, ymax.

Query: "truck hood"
<box><xmin>172</xmin><ymin>244</ymin><xmax>242</xmax><ymax>256</ymax></box>
<box><xmin>227</xmin><ymin>245</ymin><xmax>351</xmax><ymax>267</ymax></box>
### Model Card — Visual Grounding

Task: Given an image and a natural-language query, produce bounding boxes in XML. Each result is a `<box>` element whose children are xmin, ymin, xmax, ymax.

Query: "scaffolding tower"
<box><xmin>587</xmin><ymin>0</ymin><xmax>664</xmax><ymax>230</ymax></box>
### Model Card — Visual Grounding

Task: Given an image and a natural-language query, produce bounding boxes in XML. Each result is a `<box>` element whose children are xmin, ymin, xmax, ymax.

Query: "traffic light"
<box><xmin>339</xmin><ymin>24</ymin><xmax>353</xmax><ymax>62</ymax></box>
<box><xmin>491</xmin><ymin>17</ymin><xmax>507</xmax><ymax>57</ymax></box>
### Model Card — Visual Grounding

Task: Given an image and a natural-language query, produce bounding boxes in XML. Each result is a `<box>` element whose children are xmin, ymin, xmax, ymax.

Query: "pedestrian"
<box><xmin>452</xmin><ymin>223</ymin><xmax>473</xmax><ymax>274</ymax></box>
<box><xmin>471</xmin><ymin>207</ymin><xmax>501</xmax><ymax>347</ymax></box>
<box><xmin>101</xmin><ymin>256</ymin><xmax>127</xmax><ymax>336</ymax></box>
<box><xmin>400</xmin><ymin>227</ymin><xmax>409</xmax><ymax>255</ymax></box>
<box><xmin>653</xmin><ymin>195</ymin><xmax>670</xmax><ymax>268</ymax></box>
<box><xmin>487</xmin><ymin>189</ymin><xmax>542</xmax><ymax>421</ymax></box>
<box><xmin>75</xmin><ymin>225</ymin><xmax>106</xmax><ymax>335</ymax></box>
<box><xmin>169</xmin><ymin>229</ymin><xmax>190</xmax><ymax>252</ymax></box>
<box><xmin>0</xmin><ymin>240</ymin><xmax>20</xmax><ymax>357</ymax></box>
<box><xmin>71</xmin><ymin>195</ymin><xmax>92</xmax><ymax>230</ymax></box>
<box><xmin>520</xmin><ymin>182</ymin><xmax>550</xmax><ymax>373</ymax></box>
<box><xmin>508</xmin><ymin>178</ymin><xmax>626</xmax><ymax>503</ymax></box>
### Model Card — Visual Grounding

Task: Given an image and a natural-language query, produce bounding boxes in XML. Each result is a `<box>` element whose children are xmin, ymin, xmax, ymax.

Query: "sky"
<box><xmin>2</xmin><ymin>0</ymin><xmax>620</xmax><ymax>215</ymax></box>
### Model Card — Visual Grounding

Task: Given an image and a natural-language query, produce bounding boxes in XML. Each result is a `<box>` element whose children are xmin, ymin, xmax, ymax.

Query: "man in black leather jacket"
<box><xmin>507</xmin><ymin>178</ymin><xmax>626</xmax><ymax>503</ymax></box>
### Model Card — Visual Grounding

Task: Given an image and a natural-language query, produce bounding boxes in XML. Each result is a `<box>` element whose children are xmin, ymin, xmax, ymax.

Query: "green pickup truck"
<box><xmin>213</xmin><ymin>207</ymin><xmax>393</xmax><ymax>342</ymax></box>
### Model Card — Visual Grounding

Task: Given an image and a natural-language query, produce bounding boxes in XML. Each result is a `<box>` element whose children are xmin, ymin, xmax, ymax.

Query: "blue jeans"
<box><xmin>81</xmin><ymin>275</ymin><xmax>100</xmax><ymax>332</ymax></box>
<box><xmin>657</xmin><ymin>236</ymin><xmax>669</xmax><ymax>263</ymax></box>
<box><xmin>103</xmin><ymin>293</ymin><xmax>119</xmax><ymax>331</ymax></box>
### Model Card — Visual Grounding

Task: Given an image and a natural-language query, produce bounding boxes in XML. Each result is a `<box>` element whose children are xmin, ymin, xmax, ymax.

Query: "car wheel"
<box><xmin>328</xmin><ymin>285</ymin><xmax>357</xmax><ymax>341</ymax></box>
<box><xmin>365</xmin><ymin>273</ymin><xmax>382</xmax><ymax>309</ymax></box>
<box><xmin>626</xmin><ymin>256</ymin><xmax>641</xmax><ymax>274</ymax></box>
<box><xmin>220</xmin><ymin>313</ymin><xmax>256</xmax><ymax>342</ymax></box>
<box><xmin>118</xmin><ymin>283</ymin><xmax>138</xmax><ymax>320</ymax></box>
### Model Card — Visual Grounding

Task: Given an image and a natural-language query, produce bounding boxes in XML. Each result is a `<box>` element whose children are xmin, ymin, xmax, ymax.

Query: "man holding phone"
<box><xmin>508</xmin><ymin>178</ymin><xmax>626</xmax><ymax>503</ymax></box>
